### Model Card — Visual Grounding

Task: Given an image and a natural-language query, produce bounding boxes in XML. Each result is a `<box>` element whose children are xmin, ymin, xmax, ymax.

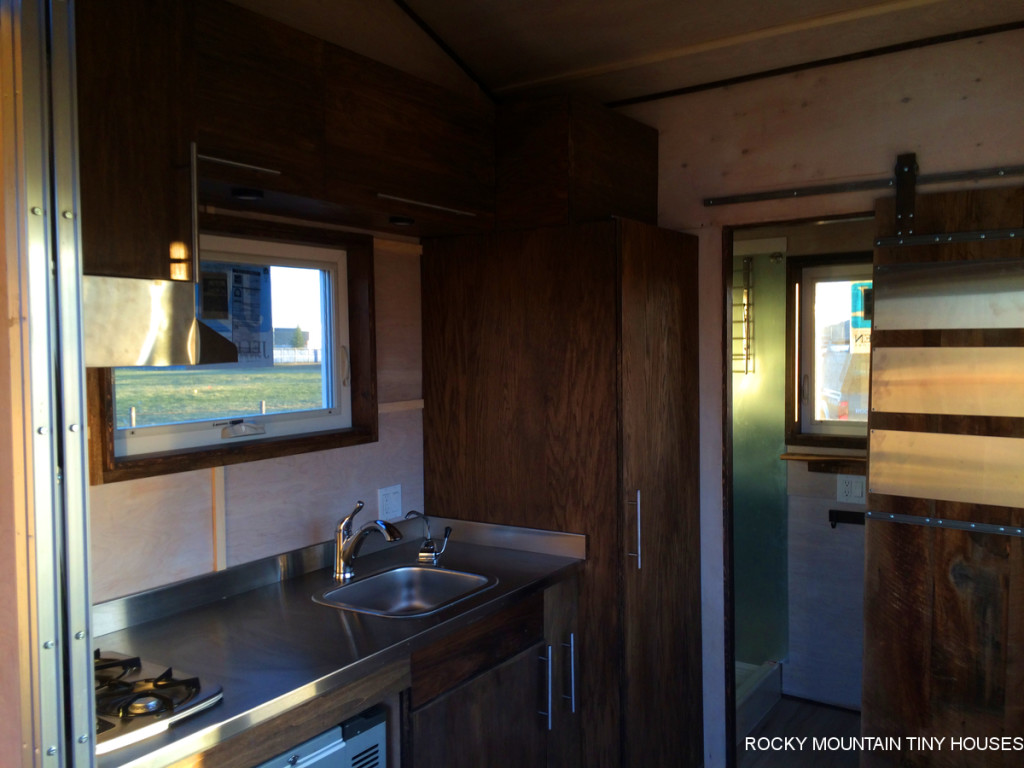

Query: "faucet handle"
<box><xmin>417</xmin><ymin>526</ymin><xmax>452</xmax><ymax>566</ymax></box>
<box><xmin>338</xmin><ymin>500</ymin><xmax>365</xmax><ymax>539</ymax></box>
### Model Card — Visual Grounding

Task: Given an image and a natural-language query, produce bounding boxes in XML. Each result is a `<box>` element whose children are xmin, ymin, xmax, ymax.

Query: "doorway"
<box><xmin>724</xmin><ymin>215</ymin><xmax>874</xmax><ymax>766</ymax></box>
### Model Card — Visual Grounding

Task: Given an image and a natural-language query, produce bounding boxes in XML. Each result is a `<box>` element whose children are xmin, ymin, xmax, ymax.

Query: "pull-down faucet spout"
<box><xmin>334</xmin><ymin>501</ymin><xmax>402</xmax><ymax>581</ymax></box>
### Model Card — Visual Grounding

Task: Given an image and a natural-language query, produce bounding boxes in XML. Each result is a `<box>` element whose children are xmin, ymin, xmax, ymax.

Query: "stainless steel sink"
<box><xmin>313</xmin><ymin>566</ymin><xmax>497</xmax><ymax>617</ymax></box>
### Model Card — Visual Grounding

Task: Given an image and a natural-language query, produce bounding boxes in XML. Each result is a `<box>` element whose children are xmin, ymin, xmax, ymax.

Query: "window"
<box><xmin>112</xmin><ymin>235</ymin><xmax>351</xmax><ymax>457</ymax></box>
<box><xmin>787</xmin><ymin>254</ymin><xmax>873</xmax><ymax>446</ymax></box>
<box><xmin>87</xmin><ymin>221</ymin><xmax>378</xmax><ymax>483</ymax></box>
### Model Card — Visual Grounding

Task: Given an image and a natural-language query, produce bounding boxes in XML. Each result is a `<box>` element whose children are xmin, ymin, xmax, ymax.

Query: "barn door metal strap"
<box><xmin>866</xmin><ymin>510</ymin><xmax>1024</xmax><ymax>538</ymax></box>
<box><xmin>874</xmin><ymin>151</ymin><xmax>1024</xmax><ymax>246</ymax></box>
<box><xmin>702</xmin><ymin>155</ymin><xmax>1024</xmax><ymax>207</ymax></box>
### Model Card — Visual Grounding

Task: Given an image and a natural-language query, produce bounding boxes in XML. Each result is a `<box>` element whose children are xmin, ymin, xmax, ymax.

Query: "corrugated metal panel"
<box><xmin>873</xmin><ymin>259</ymin><xmax>1024</xmax><ymax>330</ymax></box>
<box><xmin>872</xmin><ymin>347</ymin><xmax>1024</xmax><ymax>417</ymax></box>
<box><xmin>869</xmin><ymin>429</ymin><xmax>1024</xmax><ymax>508</ymax></box>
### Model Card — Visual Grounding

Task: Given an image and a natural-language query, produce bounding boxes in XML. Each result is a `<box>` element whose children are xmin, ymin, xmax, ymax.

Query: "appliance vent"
<box><xmin>351</xmin><ymin>744</ymin><xmax>379</xmax><ymax>768</ymax></box>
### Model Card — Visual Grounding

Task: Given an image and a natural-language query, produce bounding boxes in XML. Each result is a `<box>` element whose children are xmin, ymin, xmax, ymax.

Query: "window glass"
<box><xmin>811</xmin><ymin>279</ymin><xmax>872</xmax><ymax>423</ymax></box>
<box><xmin>795</xmin><ymin>260</ymin><xmax>873</xmax><ymax>439</ymax></box>
<box><xmin>112</xmin><ymin>236</ymin><xmax>351</xmax><ymax>457</ymax></box>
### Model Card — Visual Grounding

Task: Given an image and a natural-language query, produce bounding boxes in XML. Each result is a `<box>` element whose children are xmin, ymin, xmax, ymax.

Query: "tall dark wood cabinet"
<box><xmin>422</xmin><ymin>218</ymin><xmax>702</xmax><ymax>767</ymax></box>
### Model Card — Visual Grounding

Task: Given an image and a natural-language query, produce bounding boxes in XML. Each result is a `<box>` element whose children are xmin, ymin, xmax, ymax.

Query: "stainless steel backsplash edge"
<box><xmin>92</xmin><ymin>517</ymin><xmax>585</xmax><ymax>637</ymax></box>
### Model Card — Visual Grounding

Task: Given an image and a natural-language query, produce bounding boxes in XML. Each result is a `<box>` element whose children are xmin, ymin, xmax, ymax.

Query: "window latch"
<box><xmin>221</xmin><ymin>420</ymin><xmax>266</xmax><ymax>439</ymax></box>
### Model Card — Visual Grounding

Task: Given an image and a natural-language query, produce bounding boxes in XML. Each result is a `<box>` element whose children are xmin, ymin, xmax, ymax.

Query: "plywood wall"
<box><xmin>620</xmin><ymin>27</ymin><xmax>1024</xmax><ymax>768</ymax></box>
<box><xmin>89</xmin><ymin>239</ymin><xmax>424</xmax><ymax>602</ymax></box>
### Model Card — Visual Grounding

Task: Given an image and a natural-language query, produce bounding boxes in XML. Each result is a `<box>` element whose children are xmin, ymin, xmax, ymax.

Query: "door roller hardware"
<box><xmin>703</xmin><ymin>160</ymin><xmax>1024</xmax><ymax>207</ymax></box>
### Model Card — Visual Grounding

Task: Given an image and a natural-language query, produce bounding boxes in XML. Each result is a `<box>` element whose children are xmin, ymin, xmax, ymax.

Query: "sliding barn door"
<box><xmin>863</xmin><ymin>185</ymin><xmax>1024</xmax><ymax>767</ymax></box>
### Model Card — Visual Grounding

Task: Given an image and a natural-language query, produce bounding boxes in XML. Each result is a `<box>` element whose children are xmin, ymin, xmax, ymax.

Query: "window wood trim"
<box><xmin>86</xmin><ymin>215</ymin><xmax>378</xmax><ymax>484</ymax></box>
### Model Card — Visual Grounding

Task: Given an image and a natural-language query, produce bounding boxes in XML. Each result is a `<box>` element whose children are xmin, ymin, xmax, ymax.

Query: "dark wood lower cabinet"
<box><xmin>407</xmin><ymin>642</ymin><xmax>548</xmax><ymax>768</ymax></box>
<box><xmin>404</xmin><ymin>586</ymin><xmax>580</xmax><ymax>768</ymax></box>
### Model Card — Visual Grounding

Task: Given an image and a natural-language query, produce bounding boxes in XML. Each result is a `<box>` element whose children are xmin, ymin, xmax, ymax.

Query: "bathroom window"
<box><xmin>787</xmin><ymin>254</ymin><xmax>873</xmax><ymax>447</ymax></box>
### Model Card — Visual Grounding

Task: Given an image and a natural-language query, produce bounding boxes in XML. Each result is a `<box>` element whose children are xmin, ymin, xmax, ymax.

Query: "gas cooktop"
<box><xmin>94</xmin><ymin>649</ymin><xmax>223</xmax><ymax>755</ymax></box>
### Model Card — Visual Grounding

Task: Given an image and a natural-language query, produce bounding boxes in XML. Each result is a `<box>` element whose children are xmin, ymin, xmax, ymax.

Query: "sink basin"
<box><xmin>313</xmin><ymin>566</ymin><xmax>497</xmax><ymax>618</ymax></box>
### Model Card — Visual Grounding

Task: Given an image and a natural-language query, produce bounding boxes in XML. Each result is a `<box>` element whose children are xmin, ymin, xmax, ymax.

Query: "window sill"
<box><xmin>780</xmin><ymin>451</ymin><xmax>867</xmax><ymax>476</ymax></box>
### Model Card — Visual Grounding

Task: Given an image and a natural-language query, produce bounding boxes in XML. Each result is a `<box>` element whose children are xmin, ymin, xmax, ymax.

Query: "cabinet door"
<box><xmin>620</xmin><ymin>220</ymin><xmax>703</xmax><ymax>767</ymax></box>
<box><xmin>76</xmin><ymin>0</ymin><xmax>193</xmax><ymax>280</ymax></box>
<box><xmin>545</xmin><ymin>575</ymin><xmax>581</xmax><ymax>768</ymax></box>
<box><xmin>323</xmin><ymin>46</ymin><xmax>494</xmax><ymax>221</ymax></box>
<box><xmin>409</xmin><ymin>642</ymin><xmax>548</xmax><ymax>768</ymax></box>
<box><xmin>193</xmin><ymin>0</ymin><xmax>325</xmax><ymax>198</ymax></box>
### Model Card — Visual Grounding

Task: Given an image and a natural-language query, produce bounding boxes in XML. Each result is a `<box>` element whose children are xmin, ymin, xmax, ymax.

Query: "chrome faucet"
<box><xmin>405</xmin><ymin>510</ymin><xmax>451</xmax><ymax>566</ymax></box>
<box><xmin>335</xmin><ymin>500</ymin><xmax>402</xmax><ymax>581</ymax></box>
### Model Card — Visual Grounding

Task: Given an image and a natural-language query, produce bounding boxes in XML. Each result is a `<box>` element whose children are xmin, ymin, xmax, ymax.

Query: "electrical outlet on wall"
<box><xmin>836</xmin><ymin>474</ymin><xmax>866</xmax><ymax>504</ymax></box>
<box><xmin>378</xmin><ymin>484</ymin><xmax>402</xmax><ymax>522</ymax></box>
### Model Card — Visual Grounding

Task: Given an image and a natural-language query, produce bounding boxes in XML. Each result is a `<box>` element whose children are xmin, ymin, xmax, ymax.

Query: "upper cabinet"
<box><xmin>324</xmin><ymin>47</ymin><xmax>495</xmax><ymax>231</ymax></box>
<box><xmin>76</xmin><ymin>1</ymin><xmax>194</xmax><ymax>281</ymax></box>
<box><xmin>193</xmin><ymin>0</ymin><xmax>326</xmax><ymax>199</ymax></box>
<box><xmin>75</xmin><ymin>0</ymin><xmax>497</xmax><ymax>284</ymax></box>
<box><xmin>495</xmin><ymin>96</ymin><xmax>658</xmax><ymax>231</ymax></box>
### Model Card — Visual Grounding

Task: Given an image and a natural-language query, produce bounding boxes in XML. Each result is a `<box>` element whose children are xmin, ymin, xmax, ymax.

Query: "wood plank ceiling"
<box><xmin>229</xmin><ymin>0</ymin><xmax>1024</xmax><ymax>103</ymax></box>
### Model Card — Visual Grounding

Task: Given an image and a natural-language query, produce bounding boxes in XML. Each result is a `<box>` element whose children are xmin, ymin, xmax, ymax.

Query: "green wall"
<box><xmin>732</xmin><ymin>251</ymin><xmax>788</xmax><ymax>665</ymax></box>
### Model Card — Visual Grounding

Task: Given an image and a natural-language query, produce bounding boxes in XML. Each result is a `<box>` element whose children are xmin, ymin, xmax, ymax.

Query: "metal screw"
<box><xmin>31</xmin><ymin>206</ymin><xmax>43</xmax><ymax>216</ymax></box>
<box><xmin>77</xmin><ymin>735</ymin><xmax>89</xmax><ymax>744</ymax></box>
<box><xmin>69</xmin><ymin>424</ymin><xmax>80</xmax><ymax>433</ymax></box>
<box><xmin>62</xmin><ymin>211</ymin><xmax>74</xmax><ymax>220</ymax></box>
<box><xmin>46</xmin><ymin>746</ymin><xmax>57</xmax><ymax>756</ymax></box>
<box><xmin>74</xmin><ymin>631</ymin><xmax>85</xmax><ymax>640</ymax></box>
<box><xmin>43</xmin><ymin>640</ymin><xmax>54</xmax><ymax>649</ymax></box>
<box><xmin>37</xmin><ymin>426</ymin><xmax>49</xmax><ymax>435</ymax></box>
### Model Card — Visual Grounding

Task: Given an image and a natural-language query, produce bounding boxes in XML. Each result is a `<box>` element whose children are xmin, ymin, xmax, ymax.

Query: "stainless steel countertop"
<box><xmin>95</xmin><ymin>537</ymin><xmax>582</xmax><ymax>768</ymax></box>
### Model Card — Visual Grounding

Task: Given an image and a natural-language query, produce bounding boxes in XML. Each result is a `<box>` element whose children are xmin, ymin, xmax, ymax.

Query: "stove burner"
<box><xmin>95</xmin><ymin>669</ymin><xmax>200</xmax><ymax>720</ymax></box>
<box><xmin>93</xmin><ymin>649</ymin><xmax>222</xmax><ymax>756</ymax></box>
<box><xmin>127</xmin><ymin>696</ymin><xmax>164</xmax><ymax>716</ymax></box>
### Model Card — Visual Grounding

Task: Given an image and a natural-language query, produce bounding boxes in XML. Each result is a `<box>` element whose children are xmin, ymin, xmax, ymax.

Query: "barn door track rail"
<box><xmin>702</xmin><ymin>153</ymin><xmax>1024</xmax><ymax>210</ymax></box>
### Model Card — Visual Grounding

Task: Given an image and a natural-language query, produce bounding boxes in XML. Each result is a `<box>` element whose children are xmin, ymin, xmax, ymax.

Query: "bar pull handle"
<box><xmin>626</xmin><ymin>490</ymin><xmax>642</xmax><ymax>569</ymax></box>
<box><xmin>561</xmin><ymin>633</ymin><xmax>577</xmax><ymax>714</ymax></box>
<box><xmin>538</xmin><ymin>645</ymin><xmax>553</xmax><ymax>731</ymax></box>
<box><xmin>196</xmin><ymin>152</ymin><xmax>282</xmax><ymax>176</ymax></box>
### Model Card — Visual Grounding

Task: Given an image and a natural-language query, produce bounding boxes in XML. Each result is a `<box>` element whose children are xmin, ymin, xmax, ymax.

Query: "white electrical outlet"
<box><xmin>378</xmin><ymin>484</ymin><xmax>402</xmax><ymax>521</ymax></box>
<box><xmin>836</xmin><ymin>474</ymin><xmax>866</xmax><ymax>504</ymax></box>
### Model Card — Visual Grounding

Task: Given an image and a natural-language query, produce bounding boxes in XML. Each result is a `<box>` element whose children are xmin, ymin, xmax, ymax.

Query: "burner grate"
<box><xmin>93</xmin><ymin>649</ymin><xmax>222</xmax><ymax>755</ymax></box>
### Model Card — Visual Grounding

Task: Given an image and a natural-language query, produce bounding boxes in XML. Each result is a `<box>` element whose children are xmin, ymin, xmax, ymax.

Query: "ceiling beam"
<box><xmin>607</xmin><ymin>20</ymin><xmax>1024</xmax><ymax>108</ymax></box>
<box><xmin>391</xmin><ymin>0</ymin><xmax>494</xmax><ymax>100</ymax></box>
<box><xmin>494</xmin><ymin>0</ymin><xmax>950</xmax><ymax>95</ymax></box>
